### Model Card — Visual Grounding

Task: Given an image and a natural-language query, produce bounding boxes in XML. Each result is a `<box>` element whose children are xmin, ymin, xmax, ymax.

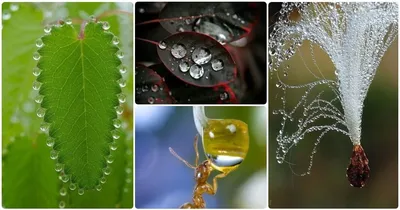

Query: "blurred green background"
<box><xmin>135</xmin><ymin>106</ymin><xmax>266</xmax><ymax>208</ymax></box>
<box><xmin>268</xmin><ymin>7</ymin><xmax>398</xmax><ymax>207</ymax></box>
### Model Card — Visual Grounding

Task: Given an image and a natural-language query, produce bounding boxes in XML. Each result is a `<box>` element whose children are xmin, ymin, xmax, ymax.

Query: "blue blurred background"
<box><xmin>135</xmin><ymin>106</ymin><xmax>266</xmax><ymax>208</ymax></box>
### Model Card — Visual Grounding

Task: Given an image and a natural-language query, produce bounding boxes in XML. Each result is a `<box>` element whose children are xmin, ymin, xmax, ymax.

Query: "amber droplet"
<box><xmin>346</xmin><ymin>144</ymin><xmax>370</xmax><ymax>188</ymax></box>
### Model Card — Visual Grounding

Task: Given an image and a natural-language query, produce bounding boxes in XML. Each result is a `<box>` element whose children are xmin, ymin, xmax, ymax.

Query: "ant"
<box><xmin>169</xmin><ymin>135</ymin><xmax>228</xmax><ymax>208</ymax></box>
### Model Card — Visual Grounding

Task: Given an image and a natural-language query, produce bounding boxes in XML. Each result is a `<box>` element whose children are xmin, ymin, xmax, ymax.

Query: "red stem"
<box><xmin>136</xmin><ymin>14</ymin><xmax>213</xmax><ymax>26</ymax></box>
<box><xmin>135</xmin><ymin>37</ymin><xmax>160</xmax><ymax>46</ymax></box>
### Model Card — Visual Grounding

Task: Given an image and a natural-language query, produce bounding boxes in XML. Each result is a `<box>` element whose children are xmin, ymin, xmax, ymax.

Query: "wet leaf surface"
<box><xmin>135</xmin><ymin>65</ymin><xmax>175</xmax><ymax>104</ymax></box>
<box><xmin>157</xmin><ymin>32</ymin><xmax>236</xmax><ymax>87</ymax></box>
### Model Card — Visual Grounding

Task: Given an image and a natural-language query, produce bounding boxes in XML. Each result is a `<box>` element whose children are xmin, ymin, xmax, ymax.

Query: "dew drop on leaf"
<box><xmin>60</xmin><ymin>187</ymin><xmax>67</xmax><ymax>196</ymax></box>
<box><xmin>115</xmin><ymin>105</ymin><xmax>123</xmax><ymax>115</ymax></box>
<box><xmin>117</xmin><ymin>78</ymin><xmax>127</xmax><ymax>87</ymax></box>
<box><xmin>110</xmin><ymin>141</ymin><xmax>118</xmax><ymax>150</ymax></box>
<box><xmin>59</xmin><ymin>201</ymin><xmax>65</xmax><ymax>208</ymax></box>
<box><xmin>113</xmin><ymin>119</ymin><xmax>121</xmax><ymax>128</ymax></box>
<box><xmin>171</xmin><ymin>43</ymin><xmax>187</xmax><ymax>59</ymax></box>
<box><xmin>189</xmin><ymin>64</ymin><xmax>204</xmax><ymax>79</ymax></box>
<box><xmin>32</xmin><ymin>81</ymin><xmax>42</xmax><ymax>90</ymax></box>
<box><xmin>192</xmin><ymin>47</ymin><xmax>212</xmax><ymax>65</ymax></box>
<box><xmin>103</xmin><ymin>166</ymin><xmax>111</xmax><ymax>175</ymax></box>
<box><xmin>33</xmin><ymin>67</ymin><xmax>42</xmax><ymax>76</ymax></box>
<box><xmin>44</xmin><ymin>25</ymin><xmax>52</xmax><ymax>33</ymax></box>
<box><xmin>35</xmin><ymin>95</ymin><xmax>44</xmax><ymax>103</ymax></box>
<box><xmin>177</xmin><ymin>25</ymin><xmax>185</xmax><ymax>32</ymax></box>
<box><xmin>158</xmin><ymin>41</ymin><xmax>167</xmax><ymax>50</ymax></box>
<box><xmin>10</xmin><ymin>4</ymin><xmax>19</xmax><ymax>12</ymax></box>
<box><xmin>119</xmin><ymin>65</ymin><xmax>127</xmax><ymax>74</ymax></box>
<box><xmin>117</xmin><ymin>93</ymin><xmax>126</xmax><ymax>103</ymax></box>
<box><xmin>211</xmin><ymin>59</ymin><xmax>224</xmax><ymax>71</ymax></box>
<box><xmin>148</xmin><ymin>97</ymin><xmax>155</xmax><ymax>104</ymax></box>
<box><xmin>65</xmin><ymin>18</ymin><xmax>72</xmax><ymax>25</ymax></box>
<box><xmin>106</xmin><ymin>154</ymin><xmax>114</xmax><ymax>164</ymax></box>
<box><xmin>78</xmin><ymin>188</ymin><xmax>84</xmax><ymax>195</ymax></box>
<box><xmin>55</xmin><ymin>163</ymin><xmax>63</xmax><ymax>172</ymax></box>
<box><xmin>46</xmin><ymin>137</ymin><xmax>55</xmax><ymax>147</ymax></box>
<box><xmin>111</xmin><ymin>130</ymin><xmax>120</xmax><ymax>140</ymax></box>
<box><xmin>33</xmin><ymin>52</ymin><xmax>41</xmax><ymax>61</ymax></box>
<box><xmin>50</xmin><ymin>150</ymin><xmax>58</xmax><ymax>160</ymax></box>
<box><xmin>179</xmin><ymin>61</ymin><xmax>189</xmax><ymax>72</ymax></box>
<box><xmin>35</xmin><ymin>39</ymin><xmax>43</xmax><ymax>48</ymax></box>
<box><xmin>100</xmin><ymin>176</ymin><xmax>107</xmax><ymax>184</ymax></box>
<box><xmin>69</xmin><ymin>183</ymin><xmax>76</xmax><ymax>191</ymax></box>
<box><xmin>116</xmin><ymin>50</ymin><xmax>124</xmax><ymax>59</ymax></box>
<box><xmin>2</xmin><ymin>10</ymin><xmax>11</xmax><ymax>20</ymax></box>
<box><xmin>151</xmin><ymin>84</ymin><xmax>159</xmax><ymax>92</ymax></box>
<box><xmin>112</xmin><ymin>36</ymin><xmax>119</xmax><ymax>45</ymax></box>
<box><xmin>40</xmin><ymin>122</ymin><xmax>50</xmax><ymax>132</ymax></box>
<box><xmin>36</xmin><ymin>107</ymin><xmax>46</xmax><ymax>118</ymax></box>
<box><xmin>95</xmin><ymin>184</ymin><xmax>102</xmax><ymax>191</ymax></box>
<box><xmin>102</xmin><ymin>22</ymin><xmax>110</xmax><ymax>30</ymax></box>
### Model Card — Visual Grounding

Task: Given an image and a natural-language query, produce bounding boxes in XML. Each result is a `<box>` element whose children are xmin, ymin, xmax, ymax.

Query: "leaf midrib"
<box><xmin>79</xmin><ymin>39</ymin><xmax>90</xmax><ymax>167</ymax></box>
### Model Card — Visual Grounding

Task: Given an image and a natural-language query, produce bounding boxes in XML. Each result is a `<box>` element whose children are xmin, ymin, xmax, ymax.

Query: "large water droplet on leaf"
<box><xmin>179</xmin><ymin>61</ymin><xmax>189</xmax><ymax>72</ymax></box>
<box><xmin>189</xmin><ymin>64</ymin><xmax>204</xmax><ymax>79</ymax></box>
<box><xmin>211</xmin><ymin>59</ymin><xmax>224</xmax><ymax>71</ymax></box>
<box><xmin>192</xmin><ymin>47</ymin><xmax>212</xmax><ymax>65</ymax></box>
<box><xmin>171</xmin><ymin>43</ymin><xmax>187</xmax><ymax>59</ymax></box>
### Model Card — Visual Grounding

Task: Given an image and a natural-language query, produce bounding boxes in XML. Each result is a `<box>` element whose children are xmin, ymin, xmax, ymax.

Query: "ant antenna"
<box><xmin>169</xmin><ymin>147</ymin><xmax>196</xmax><ymax>169</ymax></box>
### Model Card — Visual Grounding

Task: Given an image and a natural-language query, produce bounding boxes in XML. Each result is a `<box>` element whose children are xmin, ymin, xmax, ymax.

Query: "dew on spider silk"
<box><xmin>46</xmin><ymin>137</ymin><xmax>55</xmax><ymax>147</ymax></box>
<box><xmin>50</xmin><ymin>150</ymin><xmax>58</xmax><ymax>160</ymax></box>
<box><xmin>192</xmin><ymin>47</ymin><xmax>212</xmax><ymax>65</ymax></box>
<box><xmin>179</xmin><ymin>61</ymin><xmax>189</xmax><ymax>72</ymax></box>
<box><xmin>60</xmin><ymin>187</ymin><xmax>67</xmax><ymax>196</ymax></box>
<box><xmin>148</xmin><ymin>97</ymin><xmax>155</xmax><ymax>104</ymax></box>
<box><xmin>32</xmin><ymin>81</ymin><xmax>42</xmax><ymax>90</ymax></box>
<box><xmin>44</xmin><ymin>25</ymin><xmax>52</xmax><ymax>33</ymax></box>
<box><xmin>65</xmin><ymin>18</ymin><xmax>72</xmax><ymax>25</ymax></box>
<box><xmin>151</xmin><ymin>84</ymin><xmax>159</xmax><ymax>92</ymax></box>
<box><xmin>40</xmin><ymin>122</ymin><xmax>50</xmax><ymax>132</ymax></box>
<box><xmin>35</xmin><ymin>95</ymin><xmax>44</xmax><ymax>103</ymax></box>
<box><xmin>110</xmin><ymin>141</ymin><xmax>118</xmax><ymax>150</ymax></box>
<box><xmin>100</xmin><ymin>176</ymin><xmax>107</xmax><ymax>184</ymax></box>
<box><xmin>117</xmin><ymin>93</ymin><xmax>126</xmax><ymax>103</ymax></box>
<box><xmin>115</xmin><ymin>105</ymin><xmax>124</xmax><ymax>115</ymax></box>
<box><xmin>102</xmin><ymin>22</ymin><xmax>110</xmax><ymax>30</ymax></box>
<box><xmin>211</xmin><ymin>59</ymin><xmax>224</xmax><ymax>71</ymax></box>
<box><xmin>33</xmin><ymin>52</ymin><xmax>41</xmax><ymax>61</ymax></box>
<box><xmin>106</xmin><ymin>154</ymin><xmax>115</xmax><ymax>163</ymax></box>
<box><xmin>69</xmin><ymin>183</ymin><xmax>76</xmax><ymax>191</ymax></box>
<box><xmin>33</xmin><ymin>67</ymin><xmax>42</xmax><ymax>77</ymax></box>
<box><xmin>55</xmin><ymin>163</ymin><xmax>63</xmax><ymax>172</ymax></box>
<box><xmin>171</xmin><ymin>43</ymin><xmax>187</xmax><ymax>59</ymax></box>
<box><xmin>113</xmin><ymin>119</ymin><xmax>121</xmax><ymax>128</ymax></box>
<box><xmin>112</xmin><ymin>36</ymin><xmax>119</xmax><ymax>45</ymax></box>
<box><xmin>95</xmin><ymin>184</ymin><xmax>102</xmax><ymax>191</ymax></box>
<box><xmin>2</xmin><ymin>10</ymin><xmax>11</xmax><ymax>20</ymax></box>
<box><xmin>118</xmin><ymin>78</ymin><xmax>126</xmax><ymax>87</ymax></box>
<box><xmin>111</xmin><ymin>130</ymin><xmax>120</xmax><ymax>140</ymax></box>
<box><xmin>119</xmin><ymin>65</ymin><xmax>127</xmax><ymax>74</ymax></box>
<box><xmin>158</xmin><ymin>41</ymin><xmax>167</xmax><ymax>50</ymax></box>
<box><xmin>220</xmin><ymin>92</ymin><xmax>228</xmax><ymax>100</ymax></box>
<box><xmin>10</xmin><ymin>4</ymin><xmax>19</xmax><ymax>12</ymax></box>
<box><xmin>103</xmin><ymin>166</ymin><xmax>112</xmax><ymax>175</ymax></box>
<box><xmin>116</xmin><ymin>51</ymin><xmax>124</xmax><ymax>59</ymax></box>
<box><xmin>78</xmin><ymin>188</ymin><xmax>85</xmax><ymax>195</ymax></box>
<box><xmin>59</xmin><ymin>201</ymin><xmax>65</xmax><ymax>208</ymax></box>
<box><xmin>35</xmin><ymin>39</ymin><xmax>44</xmax><ymax>48</ymax></box>
<box><xmin>189</xmin><ymin>64</ymin><xmax>204</xmax><ymax>79</ymax></box>
<box><xmin>36</xmin><ymin>107</ymin><xmax>46</xmax><ymax>118</ymax></box>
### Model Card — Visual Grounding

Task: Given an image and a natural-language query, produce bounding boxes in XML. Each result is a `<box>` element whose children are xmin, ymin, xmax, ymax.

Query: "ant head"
<box><xmin>195</xmin><ymin>160</ymin><xmax>212</xmax><ymax>183</ymax></box>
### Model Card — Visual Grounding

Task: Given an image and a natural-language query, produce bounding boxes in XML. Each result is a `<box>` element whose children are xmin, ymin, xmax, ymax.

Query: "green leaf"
<box><xmin>2</xmin><ymin>134</ymin><xmax>59</xmax><ymax>207</ymax></box>
<box><xmin>2</xmin><ymin>3</ymin><xmax>44</xmax><ymax>145</ymax></box>
<box><xmin>36</xmin><ymin>21</ymin><xmax>123</xmax><ymax>189</ymax></box>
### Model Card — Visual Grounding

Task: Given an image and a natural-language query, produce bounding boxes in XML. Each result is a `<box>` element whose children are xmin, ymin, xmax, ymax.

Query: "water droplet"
<box><xmin>55</xmin><ymin>163</ymin><xmax>63</xmax><ymax>172</ymax></box>
<box><xmin>177</xmin><ymin>25</ymin><xmax>185</xmax><ymax>32</ymax></box>
<box><xmin>33</xmin><ymin>67</ymin><xmax>42</xmax><ymax>77</ymax></box>
<box><xmin>220</xmin><ymin>92</ymin><xmax>228</xmax><ymax>100</ymax></box>
<box><xmin>211</xmin><ymin>59</ymin><xmax>224</xmax><ymax>71</ymax></box>
<box><xmin>95</xmin><ymin>184</ymin><xmax>102</xmax><ymax>191</ymax></box>
<box><xmin>179</xmin><ymin>61</ymin><xmax>189</xmax><ymax>72</ymax></box>
<box><xmin>117</xmin><ymin>93</ymin><xmax>126</xmax><ymax>103</ymax></box>
<box><xmin>65</xmin><ymin>18</ymin><xmax>72</xmax><ymax>25</ymax></box>
<box><xmin>117</xmin><ymin>78</ymin><xmax>126</xmax><ymax>87</ymax></box>
<box><xmin>116</xmin><ymin>51</ymin><xmax>124</xmax><ymax>59</ymax></box>
<box><xmin>171</xmin><ymin>44</ymin><xmax>186</xmax><ymax>59</ymax></box>
<box><xmin>148</xmin><ymin>97</ymin><xmax>155</xmax><ymax>104</ymax></box>
<box><xmin>123</xmin><ymin>187</ymin><xmax>129</xmax><ymax>193</ymax></box>
<box><xmin>50</xmin><ymin>150</ymin><xmax>58</xmax><ymax>160</ymax></box>
<box><xmin>36</xmin><ymin>107</ymin><xmax>46</xmax><ymax>118</ymax></box>
<box><xmin>69</xmin><ymin>183</ymin><xmax>76</xmax><ymax>191</ymax></box>
<box><xmin>113</xmin><ymin>119</ymin><xmax>121</xmax><ymax>128</ymax></box>
<box><xmin>60</xmin><ymin>187</ymin><xmax>67</xmax><ymax>196</ymax></box>
<box><xmin>35</xmin><ymin>95</ymin><xmax>44</xmax><ymax>103</ymax></box>
<box><xmin>103</xmin><ymin>166</ymin><xmax>111</xmax><ymax>175</ymax></box>
<box><xmin>35</xmin><ymin>39</ymin><xmax>43</xmax><ymax>48</ymax></box>
<box><xmin>110</xmin><ymin>141</ymin><xmax>118</xmax><ymax>150</ymax></box>
<box><xmin>126</xmin><ymin>178</ymin><xmax>132</xmax><ymax>183</ymax></box>
<box><xmin>106</xmin><ymin>154</ymin><xmax>114</xmax><ymax>163</ymax></box>
<box><xmin>119</xmin><ymin>65</ymin><xmax>127</xmax><ymax>74</ymax></box>
<box><xmin>78</xmin><ymin>188</ymin><xmax>84</xmax><ymax>195</ymax></box>
<box><xmin>139</xmin><ymin>8</ymin><xmax>145</xmax><ymax>13</ymax></box>
<box><xmin>32</xmin><ymin>81</ymin><xmax>42</xmax><ymax>90</ymax></box>
<box><xmin>112</xmin><ymin>36</ymin><xmax>119</xmax><ymax>45</ymax></box>
<box><xmin>59</xmin><ymin>201</ymin><xmax>65</xmax><ymax>208</ymax></box>
<box><xmin>46</xmin><ymin>137</ymin><xmax>55</xmax><ymax>147</ymax></box>
<box><xmin>44</xmin><ymin>25</ymin><xmax>52</xmax><ymax>33</ymax></box>
<box><xmin>10</xmin><ymin>4</ymin><xmax>19</xmax><ymax>12</ymax></box>
<box><xmin>115</xmin><ymin>106</ymin><xmax>123</xmax><ymax>115</ymax></box>
<box><xmin>40</xmin><ymin>122</ymin><xmax>50</xmax><ymax>132</ymax></box>
<box><xmin>192</xmin><ymin>47</ymin><xmax>212</xmax><ymax>65</ymax></box>
<box><xmin>111</xmin><ymin>130</ymin><xmax>120</xmax><ymax>140</ymax></box>
<box><xmin>33</xmin><ymin>52</ymin><xmax>41</xmax><ymax>61</ymax></box>
<box><xmin>158</xmin><ymin>41</ymin><xmax>167</xmax><ymax>50</ymax></box>
<box><xmin>102</xmin><ymin>22</ymin><xmax>110</xmax><ymax>30</ymax></box>
<box><xmin>2</xmin><ymin>11</ymin><xmax>11</xmax><ymax>20</ymax></box>
<box><xmin>100</xmin><ymin>176</ymin><xmax>107</xmax><ymax>184</ymax></box>
<box><xmin>232</xmin><ymin>14</ymin><xmax>238</xmax><ymax>19</ymax></box>
<box><xmin>189</xmin><ymin>64</ymin><xmax>204</xmax><ymax>79</ymax></box>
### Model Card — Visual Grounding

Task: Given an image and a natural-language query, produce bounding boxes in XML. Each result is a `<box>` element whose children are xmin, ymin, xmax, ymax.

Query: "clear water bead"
<box><xmin>69</xmin><ymin>183</ymin><xmax>76</xmax><ymax>191</ymax></box>
<box><xmin>2</xmin><ymin>11</ymin><xmax>11</xmax><ymax>20</ymax></box>
<box><xmin>148</xmin><ymin>97</ymin><xmax>155</xmax><ymax>104</ymax></box>
<box><xmin>10</xmin><ymin>4</ymin><xmax>19</xmax><ymax>12</ymax></box>
<box><xmin>50</xmin><ymin>150</ymin><xmax>58</xmax><ymax>159</ymax></box>
<box><xmin>189</xmin><ymin>64</ymin><xmax>204</xmax><ymax>79</ymax></box>
<box><xmin>60</xmin><ymin>187</ymin><xmax>67</xmax><ymax>196</ymax></box>
<box><xmin>151</xmin><ymin>84</ymin><xmax>159</xmax><ymax>92</ymax></box>
<box><xmin>33</xmin><ymin>67</ymin><xmax>42</xmax><ymax>77</ymax></box>
<box><xmin>179</xmin><ymin>61</ymin><xmax>189</xmax><ymax>72</ymax></box>
<box><xmin>117</xmin><ymin>93</ymin><xmax>126</xmax><ymax>103</ymax></box>
<box><xmin>78</xmin><ymin>188</ymin><xmax>84</xmax><ymax>195</ymax></box>
<box><xmin>102</xmin><ymin>22</ymin><xmax>110</xmax><ymax>30</ymax></box>
<box><xmin>115</xmin><ymin>106</ymin><xmax>123</xmax><ymax>115</ymax></box>
<box><xmin>40</xmin><ymin>122</ymin><xmax>50</xmax><ymax>132</ymax></box>
<box><xmin>32</xmin><ymin>81</ymin><xmax>42</xmax><ymax>90</ymax></box>
<box><xmin>110</xmin><ymin>141</ymin><xmax>118</xmax><ymax>150</ymax></box>
<box><xmin>59</xmin><ymin>201</ymin><xmax>65</xmax><ymax>208</ymax></box>
<box><xmin>36</xmin><ymin>108</ymin><xmax>46</xmax><ymax>118</ymax></box>
<box><xmin>55</xmin><ymin>163</ymin><xmax>63</xmax><ymax>172</ymax></box>
<box><xmin>44</xmin><ymin>25</ymin><xmax>52</xmax><ymax>33</ymax></box>
<box><xmin>117</xmin><ymin>78</ymin><xmax>126</xmax><ymax>87</ymax></box>
<box><xmin>33</xmin><ymin>52</ymin><xmax>41</xmax><ymax>61</ymax></box>
<box><xmin>111</xmin><ymin>130</ymin><xmax>120</xmax><ymax>139</ymax></box>
<box><xmin>35</xmin><ymin>39</ymin><xmax>44</xmax><ymax>48</ymax></box>
<box><xmin>35</xmin><ymin>95</ymin><xmax>44</xmax><ymax>103</ymax></box>
<box><xmin>106</xmin><ymin>154</ymin><xmax>114</xmax><ymax>163</ymax></box>
<box><xmin>95</xmin><ymin>184</ymin><xmax>102</xmax><ymax>191</ymax></box>
<box><xmin>171</xmin><ymin>44</ymin><xmax>187</xmax><ymax>59</ymax></box>
<box><xmin>119</xmin><ymin>66</ymin><xmax>127</xmax><ymax>74</ymax></box>
<box><xmin>192</xmin><ymin>47</ymin><xmax>212</xmax><ymax>65</ymax></box>
<box><xmin>103</xmin><ymin>166</ymin><xmax>111</xmax><ymax>175</ymax></box>
<box><xmin>112</xmin><ymin>36</ymin><xmax>119</xmax><ymax>45</ymax></box>
<box><xmin>46</xmin><ymin>137</ymin><xmax>55</xmax><ymax>147</ymax></box>
<box><xmin>100</xmin><ymin>176</ymin><xmax>107</xmax><ymax>184</ymax></box>
<box><xmin>116</xmin><ymin>51</ymin><xmax>124</xmax><ymax>59</ymax></box>
<box><xmin>113</xmin><ymin>119</ymin><xmax>121</xmax><ymax>128</ymax></box>
<box><xmin>158</xmin><ymin>41</ymin><xmax>167</xmax><ymax>50</ymax></box>
<box><xmin>65</xmin><ymin>18</ymin><xmax>72</xmax><ymax>25</ymax></box>
<box><xmin>211</xmin><ymin>59</ymin><xmax>224</xmax><ymax>71</ymax></box>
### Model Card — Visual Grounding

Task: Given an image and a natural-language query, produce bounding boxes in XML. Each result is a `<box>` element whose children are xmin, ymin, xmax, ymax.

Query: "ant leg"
<box><xmin>194</xmin><ymin>135</ymin><xmax>200</xmax><ymax>166</ymax></box>
<box><xmin>169</xmin><ymin>147</ymin><xmax>196</xmax><ymax>169</ymax></box>
<box><xmin>205</xmin><ymin>173</ymin><xmax>228</xmax><ymax>195</ymax></box>
<box><xmin>180</xmin><ymin>202</ymin><xmax>196</xmax><ymax>208</ymax></box>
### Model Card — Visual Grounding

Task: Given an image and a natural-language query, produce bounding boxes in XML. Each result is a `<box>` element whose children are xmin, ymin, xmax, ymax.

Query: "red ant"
<box><xmin>169</xmin><ymin>135</ymin><xmax>228</xmax><ymax>208</ymax></box>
